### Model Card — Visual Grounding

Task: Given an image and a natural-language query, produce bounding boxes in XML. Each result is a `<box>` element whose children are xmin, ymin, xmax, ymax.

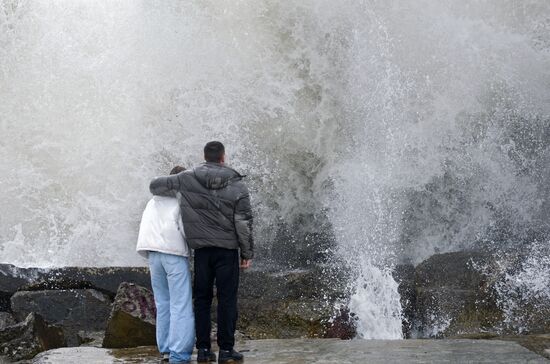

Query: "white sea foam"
<box><xmin>348</xmin><ymin>263</ymin><xmax>403</xmax><ymax>339</ymax></box>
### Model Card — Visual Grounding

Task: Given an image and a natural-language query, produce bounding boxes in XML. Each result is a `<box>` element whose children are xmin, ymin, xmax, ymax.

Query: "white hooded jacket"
<box><xmin>136</xmin><ymin>196</ymin><xmax>189</xmax><ymax>258</ymax></box>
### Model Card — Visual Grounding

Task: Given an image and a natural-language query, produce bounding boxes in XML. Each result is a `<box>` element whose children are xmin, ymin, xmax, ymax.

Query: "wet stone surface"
<box><xmin>30</xmin><ymin>338</ymin><xmax>549</xmax><ymax>363</ymax></box>
<box><xmin>0</xmin><ymin>313</ymin><xmax>15</xmax><ymax>330</ymax></box>
<box><xmin>0</xmin><ymin>313</ymin><xmax>64</xmax><ymax>361</ymax></box>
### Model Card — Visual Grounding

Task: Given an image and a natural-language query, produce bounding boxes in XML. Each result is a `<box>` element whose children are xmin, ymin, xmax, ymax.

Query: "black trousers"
<box><xmin>194</xmin><ymin>247</ymin><xmax>239</xmax><ymax>351</ymax></box>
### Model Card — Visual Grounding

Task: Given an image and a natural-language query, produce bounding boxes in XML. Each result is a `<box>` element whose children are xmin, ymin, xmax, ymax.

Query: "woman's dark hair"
<box><xmin>204</xmin><ymin>141</ymin><xmax>225</xmax><ymax>162</ymax></box>
<box><xmin>170</xmin><ymin>166</ymin><xmax>185</xmax><ymax>175</ymax></box>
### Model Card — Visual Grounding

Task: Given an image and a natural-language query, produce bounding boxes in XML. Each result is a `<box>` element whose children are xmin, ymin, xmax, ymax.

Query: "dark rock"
<box><xmin>0</xmin><ymin>313</ymin><xmax>15</xmax><ymax>330</ymax></box>
<box><xmin>414</xmin><ymin>251</ymin><xmax>503</xmax><ymax>337</ymax></box>
<box><xmin>0</xmin><ymin>296</ymin><xmax>10</xmax><ymax>313</ymax></box>
<box><xmin>267</xmin><ymin>213</ymin><xmax>336</xmax><ymax>269</ymax></box>
<box><xmin>239</xmin><ymin>266</ymin><xmax>347</xmax><ymax>301</ymax></box>
<box><xmin>495</xmin><ymin>277</ymin><xmax>550</xmax><ymax>334</ymax></box>
<box><xmin>54</xmin><ymin>267</ymin><xmax>151</xmax><ymax>297</ymax></box>
<box><xmin>237</xmin><ymin>268</ymin><xmax>346</xmax><ymax>339</ymax></box>
<box><xmin>399</xmin><ymin>251</ymin><xmax>550</xmax><ymax>338</ymax></box>
<box><xmin>0</xmin><ymin>313</ymin><xmax>65</xmax><ymax>361</ymax></box>
<box><xmin>20</xmin><ymin>277</ymin><xmax>97</xmax><ymax>292</ymax></box>
<box><xmin>392</xmin><ymin>264</ymin><xmax>416</xmax><ymax>338</ymax></box>
<box><xmin>324</xmin><ymin>308</ymin><xmax>357</xmax><ymax>340</ymax></box>
<box><xmin>20</xmin><ymin>266</ymin><xmax>151</xmax><ymax>298</ymax></box>
<box><xmin>3</xmin><ymin>264</ymin><xmax>348</xmax><ymax>341</ymax></box>
<box><xmin>238</xmin><ymin>297</ymin><xmax>331</xmax><ymax>339</ymax></box>
<box><xmin>0</xmin><ymin>264</ymin><xmax>47</xmax><ymax>312</ymax></box>
<box><xmin>102</xmin><ymin>283</ymin><xmax>156</xmax><ymax>348</ymax></box>
<box><xmin>415</xmin><ymin>251</ymin><xmax>496</xmax><ymax>290</ymax></box>
<box><xmin>77</xmin><ymin>330</ymin><xmax>105</xmax><ymax>347</ymax></box>
<box><xmin>0</xmin><ymin>264</ymin><xmax>151</xmax><ymax>301</ymax></box>
<box><xmin>0</xmin><ymin>265</ymin><xmax>40</xmax><ymax>294</ymax></box>
<box><xmin>11</xmin><ymin>289</ymin><xmax>112</xmax><ymax>346</ymax></box>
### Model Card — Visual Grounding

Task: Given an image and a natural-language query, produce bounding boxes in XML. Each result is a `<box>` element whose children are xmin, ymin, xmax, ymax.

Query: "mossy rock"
<box><xmin>102</xmin><ymin>283</ymin><xmax>156</xmax><ymax>348</ymax></box>
<box><xmin>414</xmin><ymin>251</ymin><xmax>504</xmax><ymax>337</ymax></box>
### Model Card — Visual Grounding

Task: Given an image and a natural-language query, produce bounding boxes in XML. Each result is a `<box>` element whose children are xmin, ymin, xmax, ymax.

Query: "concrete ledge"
<box><xmin>31</xmin><ymin>339</ymin><xmax>549</xmax><ymax>363</ymax></box>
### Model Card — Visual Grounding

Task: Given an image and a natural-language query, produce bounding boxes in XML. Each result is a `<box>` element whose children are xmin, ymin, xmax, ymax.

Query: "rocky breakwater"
<box><xmin>0</xmin><ymin>253</ymin><xmax>548</xmax><ymax>361</ymax></box>
<box><xmin>411</xmin><ymin>251</ymin><xmax>503</xmax><ymax>337</ymax></box>
<box><xmin>0</xmin><ymin>263</ymin><xmax>354</xmax><ymax>362</ymax></box>
<box><xmin>396</xmin><ymin>250</ymin><xmax>550</xmax><ymax>339</ymax></box>
<box><xmin>102</xmin><ymin>282</ymin><xmax>157</xmax><ymax>348</ymax></box>
<box><xmin>0</xmin><ymin>264</ymin><xmax>150</xmax><ymax>361</ymax></box>
<box><xmin>237</xmin><ymin>267</ymin><xmax>353</xmax><ymax>339</ymax></box>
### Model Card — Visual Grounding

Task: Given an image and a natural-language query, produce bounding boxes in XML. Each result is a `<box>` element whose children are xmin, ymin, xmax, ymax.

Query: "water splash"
<box><xmin>494</xmin><ymin>241</ymin><xmax>550</xmax><ymax>333</ymax></box>
<box><xmin>348</xmin><ymin>264</ymin><xmax>403</xmax><ymax>339</ymax></box>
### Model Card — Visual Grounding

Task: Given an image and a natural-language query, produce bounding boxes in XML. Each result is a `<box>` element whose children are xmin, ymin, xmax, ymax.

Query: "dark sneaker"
<box><xmin>218</xmin><ymin>349</ymin><xmax>244</xmax><ymax>363</ymax></box>
<box><xmin>197</xmin><ymin>348</ymin><xmax>217</xmax><ymax>362</ymax></box>
<box><xmin>160</xmin><ymin>353</ymin><xmax>169</xmax><ymax>362</ymax></box>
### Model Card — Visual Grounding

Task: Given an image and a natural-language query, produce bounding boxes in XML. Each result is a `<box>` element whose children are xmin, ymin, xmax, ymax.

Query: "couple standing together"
<box><xmin>136</xmin><ymin>141</ymin><xmax>254</xmax><ymax>364</ymax></box>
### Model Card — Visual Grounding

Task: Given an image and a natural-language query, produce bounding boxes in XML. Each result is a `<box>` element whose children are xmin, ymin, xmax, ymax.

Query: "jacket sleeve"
<box><xmin>234</xmin><ymin>186</ymin><xmax>254</xmax><ymax>260</ymax></box>
<box><xmin>149</xmin><ymin>174</ymin><xmax>182</xmax><ymax>197</ymax></box>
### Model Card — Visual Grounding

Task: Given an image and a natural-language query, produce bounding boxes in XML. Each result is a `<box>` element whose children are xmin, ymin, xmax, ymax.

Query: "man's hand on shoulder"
<box><xmin>240</xmin><ymin>259</ymin><xmax>251</xmax><ymax>269</ymax></box>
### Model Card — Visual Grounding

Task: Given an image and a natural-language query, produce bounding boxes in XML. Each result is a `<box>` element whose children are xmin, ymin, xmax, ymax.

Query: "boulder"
<box><xmin>0</xmin><ymin>313</ymin><xmax>65</xmax><ymax>361</ymax></box>
<box><xmin>392</xmin><ymin>264</ymin><xmax>416</xmax><ymax>338</ymax></box>
<box><xmin>414</xmin><ymin>251</ymin><xmax>503</xmax><ymax>337</ymax></box>
<box><xmin>504</xmin><ymin>298</ymin><xmax>550</xmax><ymax>335</ymax></box>
<box><xmin>237</xmin><ymin>268</ymin><xmax>346</xmax><ymax>339</ymax></box>
<box><xmin>324</xmin><ymin>308</ymin><xmax>357</xmax><ymax>340</ymax></box>
<box><xmin>0</xmin><ymin>313</ymin><xmax>15</xmax><ymax>330</ymax></box>
<box><xmin>493</xmin><ymin>266</ymin><xmax>550</xmax><ymax>335</ymax></box>
<box><xmin>0</xmin><ymin>296</ymin><xmax>9</xmax><ymax>312</ymax></box>
<box><xmin>19</xmin><ymin>266</ymin><xmax>151</xmax><ymax>298</ymax></box>
<box><xmin>102</xmin><ymin>283</ymin><xmax>156</xmax><ymax>348</ymax></box>
<box><xmin>0</xmin><ymin>265</ymin><xmax>41</xmax><ymax>294</ymax></box>
<box><xmin>0</xmin><ymin>264</ymin><xmax>150</xmax><ymax>301</ymax></box>
<box><xmin>238</xmin><ymin>297</ymin><xmax>331</xmax><ymax>339</ymax></box>
<box><xmin>77</xmin><ymin>330</ymin><xmax>105</xmax><ymax>347</ymax></box>
<box><xmin>11</xmin><ymin>289</ymin><xmax>112</xmax><ymax>346</ymax></box>
<box><xmin>0</xmin><ymin>264</ymin><xmax>47</xmax><ymax>312</ymax></box>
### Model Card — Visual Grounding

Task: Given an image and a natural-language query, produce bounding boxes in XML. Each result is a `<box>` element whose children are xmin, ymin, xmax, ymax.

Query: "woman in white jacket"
<box><xmin>136</xmin><ymin>166</ymin><xmax>194</xmax><ymax>364</ymax></box>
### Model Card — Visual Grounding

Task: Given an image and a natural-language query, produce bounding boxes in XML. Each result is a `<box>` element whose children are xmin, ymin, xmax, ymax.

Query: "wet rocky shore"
<box><xmin>1</xmin><ymin>250</ymin><xmax>549</xmax><ymax>362</ymax></box>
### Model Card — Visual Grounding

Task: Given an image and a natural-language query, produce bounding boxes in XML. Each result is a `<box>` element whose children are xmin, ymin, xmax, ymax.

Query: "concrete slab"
<box><xmin>240</xmin><ymin>339</ymin><xmax>549</xmax><ymax>363</ymax></box>
<box><xmin>30</xmin><ymin>339</ymin><xmax>549</xmax><ymax>364</ymax></box>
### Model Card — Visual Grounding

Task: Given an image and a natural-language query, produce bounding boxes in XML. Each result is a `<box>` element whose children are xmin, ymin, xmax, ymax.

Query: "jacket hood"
<box><xmin>193</xmin><ymin>163</ymin><xmax>244</xmax><ymax>190</ymax></box>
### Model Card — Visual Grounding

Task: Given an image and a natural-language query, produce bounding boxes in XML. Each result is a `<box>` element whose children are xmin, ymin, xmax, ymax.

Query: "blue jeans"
<box><xmin>148</xmin><ymin>251</ymin><xmax>195</xmax><ymax>363</ymax></box>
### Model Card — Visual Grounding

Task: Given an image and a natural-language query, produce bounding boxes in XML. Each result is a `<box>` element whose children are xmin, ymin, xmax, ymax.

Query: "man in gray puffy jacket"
<box><xmin>150</xmin><ymin>141</ymin><xmax>253</xmax><ymax>364</ymax></box>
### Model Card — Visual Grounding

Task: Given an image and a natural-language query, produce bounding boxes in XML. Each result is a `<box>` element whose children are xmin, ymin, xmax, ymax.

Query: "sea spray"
<box><xmin>348</xmin><ymin>264</ymin><xmax>403</xmax><ymax>339</ymax></box>
<box><xmin>494</xmin><ymin>241</ymin><xmax>550</xmax><ymax>333</ymax></box>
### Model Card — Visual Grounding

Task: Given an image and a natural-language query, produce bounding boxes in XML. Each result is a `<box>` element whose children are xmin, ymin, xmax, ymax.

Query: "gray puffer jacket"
<box><xmin>149</xmin><ymin>163</ymin><xmax>254</xmax><ymax>259</ymax></box>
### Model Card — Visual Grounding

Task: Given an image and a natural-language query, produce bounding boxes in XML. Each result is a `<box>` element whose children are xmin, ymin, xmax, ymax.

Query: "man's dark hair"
<box><xmin>170</xmin><ymin>166</ymin><xmax>185</xmax><ymax>175</ymax></box>
<box><xmin>204</xmin><ymin>141</ymin><xmax>225</xmax><ymax>163</ymax></box>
